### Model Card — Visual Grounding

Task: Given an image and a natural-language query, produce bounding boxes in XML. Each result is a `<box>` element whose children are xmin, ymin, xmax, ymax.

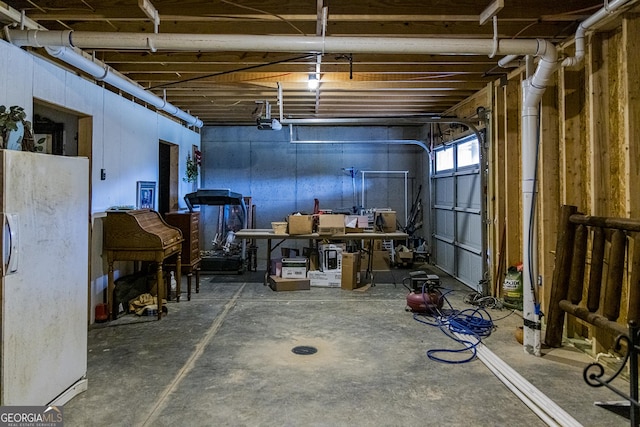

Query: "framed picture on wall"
<box><xmin>137</xmin><ymin>181</ymin><xmax>156</xmax><ymax>210</ymax></box>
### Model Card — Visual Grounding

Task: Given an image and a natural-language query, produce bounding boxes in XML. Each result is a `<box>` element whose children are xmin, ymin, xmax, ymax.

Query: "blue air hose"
<box><xmin>413</xmin><ymin>291</ymin><xmax>496</xmax><ymax>364</ymax></box>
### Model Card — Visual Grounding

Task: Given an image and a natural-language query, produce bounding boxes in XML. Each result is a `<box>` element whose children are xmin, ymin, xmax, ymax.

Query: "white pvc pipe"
<box><xmin>521</xmin><ymin>79</ymin><xmax>542</xmax><ymax>357</ymax></box>
<box><xmin>520</xmin><ymin>42</ymin><xmax>557</xmax><ymax>357</ymax></box>
<box><xmin>455</xmin><ymin>332</ymin><xmax>582</xmax><ymax>426</ymax></box>
<box><xmin>525</xmin><ymin>41</ymin><xmax>557</xmax><ymax>108</ymax></box>
<box><xmin>9</xmin><ymin>30</ymin><xmax>548</xmax><ymax>57</ymax></box>
<box><xmin>497</xmin><ymin>54</ymin><xmax>521</xmax><ymax>68</ymax></box>
<box><xmin>562</xmin><ymin>0</ymin><xmax>635</xmax><ymax>67</ymax></box>
<box><xmin>44</xmin><ymin>46</ymin><xmax>202</xmax><ymax>128</ymax></box>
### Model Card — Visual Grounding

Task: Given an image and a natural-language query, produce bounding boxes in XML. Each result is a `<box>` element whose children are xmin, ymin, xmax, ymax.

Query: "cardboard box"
<box><xmin>345</xmin><ymin>215</ymin><xmax>369</xmax><ymax>229</ymax></box>
<box><xmin>373</xmin><ymin>250</ymin><xmax>391</xmax><ymax>270</ymax></box>
<box><xmin>287</xmin><ymin>214</ymin><xmax>314</xmax><ymax>235</ymax></box>
<box><xmin>307</xmin><ymin>250</ymin><xmax>319</xmax><ymax>271</ymax></box>
<box><xmin>341</xmin><ymin>252</ymin><xmax>361</xmax><ymax>290</ymax></box>
<box><xmin>364</xmin><ymin>240</ymin><xmax>383</xmax><ymax>251</ymax></box>
<box><xmin>268</xmin><ymin>275</ymin><xmax>311</xmax><ymax>291</ymax></box>
<box><xmin>281</xmin><ymin>257</ymin><xmax>308</xmax><ymax>279</ymax></box>
<box><xmin>374</xmin><ymin>211</ymin><xmax>397</xmax><ymax>233</ymax></box>
<box><xmin>308</xmin><ymin>270</ymin><xmax>342</xmax><ymax>287</ymax></box>
<box><xmin>397</xmin><ymin>250</ymin><xmax>413</xmax><ymax>260</ymax></box>
<box><xmin>373</xmin><ymin>240</ymin><xmax>383</xmax><ymax>251</ymax></box>
<box><xmin>318</xmin><ymin>214</ymin><xmax>345</xmax><ymax>235</ymax></box>
<box><xmin>361</xmin><ymin>250</ymin><xmax>391</xmax><ymax>271</ymax></box>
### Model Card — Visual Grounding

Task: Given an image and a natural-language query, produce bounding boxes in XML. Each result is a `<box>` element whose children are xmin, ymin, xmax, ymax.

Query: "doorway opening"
<box><xmin>159</xmin><ymin>141</ymin><xmax>179</xmax><ymax>215</ymax></box>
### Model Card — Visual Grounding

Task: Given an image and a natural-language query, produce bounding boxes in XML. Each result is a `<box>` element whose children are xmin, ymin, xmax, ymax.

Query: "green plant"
<box><xmin>0</xmin><ymin>105</ymin><xmax>34</xmax><ymax>151</ymax></box>
<box><xmin>183</xmin><ymin>154</ymin><xmax>199</xmax><ymax>183</ymax></box>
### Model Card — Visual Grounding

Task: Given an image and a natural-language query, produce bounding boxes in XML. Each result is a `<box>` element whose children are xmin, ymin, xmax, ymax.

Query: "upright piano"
<box><xmin>103</xmin><ymin>209</ymin><xmax>183</xmax><ymax>320</ymax></box>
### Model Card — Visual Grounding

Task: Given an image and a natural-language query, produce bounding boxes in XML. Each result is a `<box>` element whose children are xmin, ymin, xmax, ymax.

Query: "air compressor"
<box><xmin>403</xmin><ymin>271</ymin><xmax>443</xmax><ymax>313</ymax></box>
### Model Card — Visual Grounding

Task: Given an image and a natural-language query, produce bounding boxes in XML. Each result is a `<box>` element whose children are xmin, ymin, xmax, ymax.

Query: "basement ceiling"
<box><xmin>0</xmin><ymin>1</ymin><xmax>616</xmax><ymax>125</ymax></box>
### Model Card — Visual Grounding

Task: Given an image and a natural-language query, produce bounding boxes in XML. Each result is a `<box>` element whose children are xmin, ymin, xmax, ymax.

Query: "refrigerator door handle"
<box><xmin>3</xmin><ymin>213</ymin><xmax>19</xmax><ymax>275</ymax></box>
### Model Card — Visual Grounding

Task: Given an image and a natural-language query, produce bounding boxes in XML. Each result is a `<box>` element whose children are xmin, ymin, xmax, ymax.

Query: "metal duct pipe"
<box><xmin>287</xmin><ymin>121</ymin><xmax>429</xmax><ymax>151</ymax></box>
<box><xmin>43</xmin><ymin>46</ymin><xmax>202</xmax><ymax>128</ymax></box>
<box><xmin>290</xmin><ymin>138</ymin><xmax>430</xmax><ymax>152</ymax></box>
<box><xmin>8</xmin><ymin>30</ymin><xmax>548</xmax><ymax>57</ymax></box>
<box><xmin>282</xmin><ymin>117</ymin><xmax>458</xmax><ymax>126</ymax></box>
<box><xmin>285</xmin><ymin>117</ymin><xmax>485</xmax><ymax>154</ymax></box>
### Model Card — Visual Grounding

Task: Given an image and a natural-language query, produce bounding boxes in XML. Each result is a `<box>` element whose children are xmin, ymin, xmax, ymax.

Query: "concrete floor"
<box><xmin>65</xmin><ymin>266</ymin><xmax>630</xmax><ymax>426</ymax></box>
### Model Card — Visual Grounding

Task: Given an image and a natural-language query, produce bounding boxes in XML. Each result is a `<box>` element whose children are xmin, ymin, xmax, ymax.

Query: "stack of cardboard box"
<box><xmin>269</xmin><ymin>257</ymin><xmax>311</xmax><ymax>292</ymax></box>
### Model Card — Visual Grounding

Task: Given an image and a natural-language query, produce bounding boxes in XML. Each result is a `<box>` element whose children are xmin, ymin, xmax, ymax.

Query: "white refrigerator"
<box><xmin>0</xmin><ymin>149</ymin><xmax>89</xmax><ymax>405</ymax></box>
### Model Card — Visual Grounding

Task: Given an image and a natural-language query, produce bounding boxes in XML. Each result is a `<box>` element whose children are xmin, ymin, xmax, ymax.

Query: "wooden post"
<box><xmin>603</xmin><ymin>229</ymin><xmax>626</xmax><ymax>321</ymax></box>
<box><xmin>545</xmin><ymin>205</ymin><xmax>578</xmax><ymax>347</ymax></box>
<box><xmin>568</xmin><ymin>224</ymin><xmax>587</xmax><ymax>304</ymax></box>
<box><xmin>587</xmin><ymin>227</ymin><xmax>606</xmax><ymax>312</ymax></box>
<box><xmin>628</xmin><ymin>233</ymin><xmax>640</xmax><ymax>322</ymax></box>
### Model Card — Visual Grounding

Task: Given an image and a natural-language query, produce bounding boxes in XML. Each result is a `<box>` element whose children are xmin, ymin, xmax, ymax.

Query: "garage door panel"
<box><xmin>435</xmin><ymin>239</ymin><xmax>455</xmax><ymax>274</ymax></box>
<box><xmin>456</xmin><ymin>248</ymin><xmax>483</xmax><ymax>291</ymax></box>
<box><xmin>456</xmin><ymin>174</ymin><xmax>480</xmax><ymax>210</ymax></box>
<box><xmin>435</xmin><ymin>209</ymin><xmax>455</xmax><ymax>240</ymax></box>
<box><xmin>434</xmin><ymin>177</ymin><xmax>454</xmax><ymax>205</ymax></box>
<box><xmin>456</xmin><ymin>212</ymin><xmax>481</xmax><ymax>248</ymax></box>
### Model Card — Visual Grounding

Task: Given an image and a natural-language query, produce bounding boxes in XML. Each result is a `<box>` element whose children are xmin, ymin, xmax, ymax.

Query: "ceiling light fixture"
<box><xmin>308</xmin><ymin>74</ymin><xmax>319</xmax><ymax>90</ymax></box>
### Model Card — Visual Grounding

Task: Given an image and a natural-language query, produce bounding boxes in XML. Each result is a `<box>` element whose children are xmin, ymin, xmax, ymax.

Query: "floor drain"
<box><xmin>292</xmin><ymin>345</ymin><xmax>318</xmax><ymax>355</ymax></box>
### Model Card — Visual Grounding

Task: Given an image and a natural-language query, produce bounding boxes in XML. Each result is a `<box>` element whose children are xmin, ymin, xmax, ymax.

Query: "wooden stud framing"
<box><xmin>539</xmin><ymin>76</ymin><xmax>560</xmax><ymax>313</ymax></box>
<box><xmin>623</xmin><ymin>14</ymin><xmax>640</xmax><ymax>217</ymax></box>
<box><xmin>504</xmin><ymin>76</ymin><xmax>522</xmax><ymax>267</ymax></box>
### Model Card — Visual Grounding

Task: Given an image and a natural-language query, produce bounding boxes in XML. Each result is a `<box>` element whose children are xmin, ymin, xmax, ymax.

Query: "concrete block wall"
<box><xmin>201</xmin><ymin>125</ymin><xmax>428</xmax><ymax>262</ymax></box>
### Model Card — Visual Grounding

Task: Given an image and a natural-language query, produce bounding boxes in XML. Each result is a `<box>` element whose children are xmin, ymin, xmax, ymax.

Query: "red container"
<box><xmin>95</xmin><ymin>303</ymin><xmax>109</xmax><ymax>323</ymax></box>
<box><xmin>406</xmin><ymin>290</ymin><xmax>443</xmax><ymax>313</ymax></box>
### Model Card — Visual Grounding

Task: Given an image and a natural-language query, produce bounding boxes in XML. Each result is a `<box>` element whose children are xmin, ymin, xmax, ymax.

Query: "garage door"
<box><xmin>431</xmin><ymin>135</ymin><xmax>485</xmax><ymax>291</ymax></box>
